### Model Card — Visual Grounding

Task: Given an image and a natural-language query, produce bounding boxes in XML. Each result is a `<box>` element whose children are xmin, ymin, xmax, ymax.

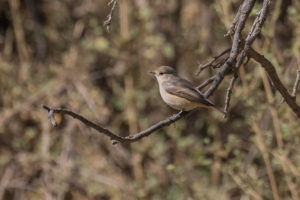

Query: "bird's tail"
<box><xmin>210</xmin><ymin>105</ymin><xmax>227</xmax><ymax>118</ymax></box>
<box><xmin>197</xmin><ymin>101</ymin><xmax>227</xmax><ymax>118</ymax></box>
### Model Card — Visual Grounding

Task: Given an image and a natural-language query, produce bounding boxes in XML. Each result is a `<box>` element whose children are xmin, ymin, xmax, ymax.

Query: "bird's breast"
<box><xmin>159</xmin><ymin>86</ymin><xmax>199</xmax><ymax>111</ymax></box>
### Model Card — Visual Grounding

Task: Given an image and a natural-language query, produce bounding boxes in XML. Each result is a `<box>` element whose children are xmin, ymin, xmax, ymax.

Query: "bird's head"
<box><xmin>149</xmin><ymin>66</ymin><xmax>176</xmax><ymax>80</ymax></box>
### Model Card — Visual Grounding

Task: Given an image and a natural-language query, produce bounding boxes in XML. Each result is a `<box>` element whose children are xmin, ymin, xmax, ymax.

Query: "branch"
<box><xmin>103</xmin><ymin>0</ymin><xmax>118</xmax><ymax>32</ymax></box>
<box><xmin>247</xmin><ymin>49</ymin><xmax>300</xmax><ymax>117</ymax></box>
<box><xmin>42</xmin><ymin>105</ymin><xmax>188</xmax><ymax>144</ymax></box>
<box><xmin>279</xmin><ymin>70</ymin><xmax>300</xmax><ymax>104</ymax></box>
<box><xmin>196</xmin><ymin>76</ymin><xmax>216</xmax><ymax>91</ymax></box>
<box><xmin>197</xmin><ymin>0</ymin><xmax>273</xmax><ymax>118</ymax></box>
<box><xmin>196</xmin><ymin>48</ymin><xmax>231</xmax><ymax>75</ymax></box>
<box><xmin>203</xmin><ymin>0</ymin><xmax>256</xmax><ymax>98</ymax></box>
<box><xmin>225</xmin><ymin>5</ymin><xmax>242</xmax><ymax>37</ymax></box>
<box><xmin>224</xmin><ymin>73</ymin><xmax>238</xmax><ymax>116</ymax></box>
<box><xmin>42</xmin><ymin>63</ymin><xmax>223</xmax><ymax>144</ymax></box>
<box><xmin>292</xmin><ymin>70</ymin><xmax>300</xmax><ymax>98</ymax></box>
<box><xmin>235</xmin><ymin>0</ymin><xmax>271</xmax><ymax>72</ymax></box>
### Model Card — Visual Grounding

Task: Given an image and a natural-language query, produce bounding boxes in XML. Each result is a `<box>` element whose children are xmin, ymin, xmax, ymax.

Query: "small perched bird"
<box><xmin>149</xmin><ymin>66</ymin><xmax>224</xmax><ymax>114</ymax></box>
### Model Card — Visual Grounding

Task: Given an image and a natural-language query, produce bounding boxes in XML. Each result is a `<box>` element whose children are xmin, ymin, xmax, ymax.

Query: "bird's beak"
<box><xmin>149</xmin><ymin>71</ymin><xmax>155</xmax><ymax>75</ymax></box>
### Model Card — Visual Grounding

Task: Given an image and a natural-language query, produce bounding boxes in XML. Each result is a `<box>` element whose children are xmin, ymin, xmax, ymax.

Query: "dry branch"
<box><xmin>203</xmin><ymin>0</ymin><xmax>256</xmax><ymax>98</ymax></box>
<box><xmin>196</xmin><ymin>76</ymin><xmax>216</xmax><ymax>91</ymax></box>
<box><xmin>248</xmin><ymin>49</ymin><xmax>300</xmax><ymax>117</ymax></box>
<box><xmin>224</xmin><ymin>74</ymin><xmax>238</xmax><ymax>115</ymax></box>
<box><xmin>42</xmin><ymin>105</ymin><xmax>188</xmax><ymax>144</ymax></box>
<box><xmin>292</xmin><ymin>70</ymin><xmax>300</xmax><ymax>98</ymax></box>
<box><xmin>103</xmin><ymin>0</ymin><xmax>118</xmax><ymax>32</ymax></box>
<box><xmin>197</xmin><ymin>48</ymin><xmax>231</xmax><ymax>75</ymax></box>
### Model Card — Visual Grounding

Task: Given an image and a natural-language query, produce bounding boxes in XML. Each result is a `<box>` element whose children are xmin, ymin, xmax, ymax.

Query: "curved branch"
<box><xmin>247</xmin><ymin>49</ymin><xmax>300</xmax><ymax>118</ymax></box>
<box><xmin>42</xmin><ymin>105</ymin><xmax>188</xmax><ymax>144</ymax></box>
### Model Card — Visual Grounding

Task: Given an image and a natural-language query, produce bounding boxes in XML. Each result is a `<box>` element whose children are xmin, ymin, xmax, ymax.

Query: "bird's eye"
<box><xmin>159</xmin><ymin>72</ymin><xmax>163</xmax><ymax>75</ymax></box>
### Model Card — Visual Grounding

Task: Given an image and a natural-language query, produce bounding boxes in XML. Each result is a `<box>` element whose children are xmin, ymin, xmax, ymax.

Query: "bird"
<box><xmin>149</xmin><ymin>66</ymin><xmax>225</xmax><ymax>115</ymax></box>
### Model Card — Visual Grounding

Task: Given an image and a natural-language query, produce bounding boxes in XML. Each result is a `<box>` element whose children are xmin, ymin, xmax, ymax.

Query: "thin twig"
<box><xmin>279</xmin><ymin>70</ymin><xmax>300</xmax><ymax>105</ymax></box>
<box><xmin>225</xmin><ymin>5</ymin><xmax>242</xmax><ymax>37</ymax></box>
<box><xmin>248</xmin><ymin>48</ymin><xmax>300</xmax><ymax>117</ymax></box>
<box><xmin>196</xmin><ymin>76</ymin><xmax>216</xmax><ymax>91</ymax></box>
<box><xmin>42</xmin><ymin>105</ymin><xmax>188</xmax><ymax>144</ymax></box>
<box><xmin>224</xmin><ymin>73</ymin><xmax>238</xmax><ymax>117</ymax></box>
<box><xmin>103</xmin><ymin>0</ymin><xmax>118</xmax><ymax>32</ymax></box>
<box><xmin>204</xmin><ymin>0</ymin><xmax>257</xmax><ymax>98</ymax></box>
<box><xmin>197</xmin><ymin>48</ymin><xmax>231</xmax><ymax>75</ymax></box>
<box><xmin>212</xmin><ymin>58</ymin><xmax>227</xmax><ymax>70</ymax></box>
<box><xmin>235</xmin><ymin>0</ymin><xmax>271</xmax><ymax>72</ymax></box>
<box><xmin>292</xmin><ymin>70</ymin><xmax>300</xmax><ymax>98</ymax></box>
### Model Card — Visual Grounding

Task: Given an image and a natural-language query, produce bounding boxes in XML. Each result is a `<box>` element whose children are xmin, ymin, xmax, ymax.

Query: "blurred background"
<box><xmin>0</xmin><ymin>0</ymin><xmax>300</xmax><ymax>199</ymax></box>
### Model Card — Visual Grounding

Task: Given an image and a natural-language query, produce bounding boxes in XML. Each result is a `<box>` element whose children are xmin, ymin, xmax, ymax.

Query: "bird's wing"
<box><xmin>162</xmin><ymin>77</ymin><xmax>214</xmax><ymax>107</ymax></box>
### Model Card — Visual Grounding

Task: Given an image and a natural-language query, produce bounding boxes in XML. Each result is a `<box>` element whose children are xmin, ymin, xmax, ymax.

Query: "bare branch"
<box><xmin>280</xmin><ymin>69</ymin><xmax>300</xmax><ymax>104</ymax></box>
<box><xmin>235</xmin><ymin>0</ymin><xmax>271</xmax><ymax>72</ymax></box>
<box><xmin>42</xmin><ymin>105</ymin><xmax>188</xmax><ymax>144</ymax></box>
<box><xmin>292</xmin><ymin>70</ymin><xmax>300</xmax><ymax>98</ymax></box>
<box><xmin>200</xmin><ymin>0</ymin><xmax>272</xmax><ymax>119</ymax></box>
<box><xmin>103</xmin><ymin>0</ymin><xmax>118</xmax><ymax>32</ymax></box>
<box><xmin>248</xmin><ymin>49</ymin><xmax>300</xmax><ymax>117</ymax></box>
<box><xmin>196</xmin><ymin>48</ymin><xmax>231</xmax><ymax>75</ymax></box>
<box><xmin>212</xmin><ymin>58</ymin><xmax>227</xmax><ymax>70</ymax></box>
<box><xmin>224</xmin><ymin>74</ymin><xmax>238</xmax><ymax>116</ymax></box>
<box><xmin>225</xmin><ymin>5</ymin><xmax>242</xmax><ymax>37</ymax></box>
<box><xmin>196</xmin><ymin>76</ymin><xmax>216</xmax><ymax>91</ymax></box>
<box><xmin>204</xmin><ymin>0</ymin><xmax>257</xmax><ymax>98</ymax></box>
